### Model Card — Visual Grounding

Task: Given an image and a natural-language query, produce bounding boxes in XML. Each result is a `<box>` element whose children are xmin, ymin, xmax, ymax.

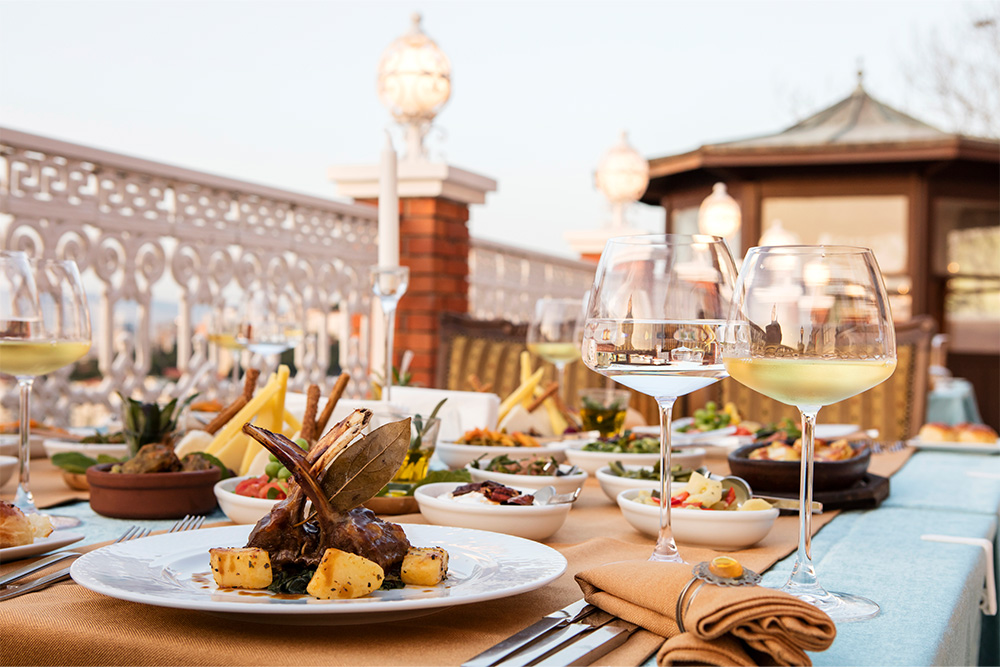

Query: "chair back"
<box><xmin>719</xmin><ymin>316</ymin><xmax>936</xmax><ymax>442</ymax></box>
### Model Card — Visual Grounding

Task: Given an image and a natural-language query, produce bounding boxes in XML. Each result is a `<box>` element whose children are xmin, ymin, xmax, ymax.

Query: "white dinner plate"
<box><xmin>71</xmin><ymin>524</ymin><xmax>567</xmax><ymax>625</ymax></box>
<box><xmin>0</xmin><ymin>530</ymin><xmax>84</xmax><ymax>562</ymax></box>
<box><xmin>907</xmin><ymin>437</ymin><xmax>1000</xmax><ymax>455</ymax></box>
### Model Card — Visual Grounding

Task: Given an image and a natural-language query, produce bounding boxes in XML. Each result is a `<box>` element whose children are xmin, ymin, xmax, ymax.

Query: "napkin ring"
<box><xmin>676</xmin><ymin>558</ymin><xmax>760</xmax><ymax>633</ymax></box>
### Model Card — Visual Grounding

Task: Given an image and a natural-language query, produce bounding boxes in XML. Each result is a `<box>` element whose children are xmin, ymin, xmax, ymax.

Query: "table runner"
<box><xmin>1</xmin><ymin>447</ymin><xmax>915</xmax><ymax>666</ymax></box>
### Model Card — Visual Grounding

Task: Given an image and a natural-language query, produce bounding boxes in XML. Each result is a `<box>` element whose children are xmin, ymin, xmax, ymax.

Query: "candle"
<box><xmin>378</xmin><ymin>131</ymin><xmax>399</xmax><ymax>269</ymax></box>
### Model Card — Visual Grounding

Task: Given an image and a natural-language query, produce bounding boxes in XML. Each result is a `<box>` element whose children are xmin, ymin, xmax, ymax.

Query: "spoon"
<box><xmin>706</xmin><ymin>473</ymin><xmax>823</xmax><ymax>514</ymax></box>
<box><xmin>532</xmin><ymin>485</ymin><xmax>581</xmax><ymax>505</ymax></box>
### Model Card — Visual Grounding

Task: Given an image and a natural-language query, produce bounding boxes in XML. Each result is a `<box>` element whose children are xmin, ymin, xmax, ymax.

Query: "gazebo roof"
<box><xmin>645</xmin><ymin>78</ymin><xmax>1000</xmax><ymax>186</ymax></box>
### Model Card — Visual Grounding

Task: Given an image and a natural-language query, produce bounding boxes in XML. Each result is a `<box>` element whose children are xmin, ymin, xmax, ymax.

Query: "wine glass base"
<box><xmin>648</xmin><ymin>551</ymin><xmax>685</xmax><ymax>564</ymax></box>
<box><xmin>781</xmin><ymin>586</ymin><xmax>880</xmax><ymax>622</ymax></box>
<box><xmin>48</xmin><ymin>515</ymin><xmax>82</xmax><ymax>529</ymax></box>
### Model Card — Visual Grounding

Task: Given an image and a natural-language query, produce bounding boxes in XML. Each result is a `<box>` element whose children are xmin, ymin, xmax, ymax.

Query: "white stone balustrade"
<box><xmin>469</xmin><ymin>239</ymin><xmax>596</xmax><ymax>323</ymax></box>
<box><xmin>0</xmin><ymin>127</ymin><xmax>378</xmax><ymax>422</ymax></box>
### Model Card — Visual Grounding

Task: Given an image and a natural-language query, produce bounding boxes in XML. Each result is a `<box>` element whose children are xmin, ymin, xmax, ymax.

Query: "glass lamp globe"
<box><xmin>698</xmin><ymin>183</ymin><xmax>741</xmax><ymax>238</ymax></box>
<box><xmin>595</xmin><ymin>131</ymin><xmax>650</xmax><ymax>205</ymax></box>
<box><xmin>377</xmin><ymin>14</ymin><xmax>451</xmax><ymax>124</ymax></box>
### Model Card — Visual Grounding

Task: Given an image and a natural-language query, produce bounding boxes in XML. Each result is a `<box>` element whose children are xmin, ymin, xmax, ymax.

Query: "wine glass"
<box><xmin>207</xmin><ymin>301</ymin><xmax>246</xmax><ymax>398</ymax></box>
<box><xmin>237</xmin><ymin>291</ymin><xmax>303</xmax><ymax>359</ymax></box>
<box><xmin>526</xmin><ymin>297</ymin><xmax>583</xmax><ymax>402</ymax></box>
<box><xmin>0</xmin><ymin>255</ymin><xmax>92</xmax><ymax>522</ymax></box>
<box><xmin>582</xmin><ymin>234</ymin><xmax>738</xmax><ymax>563</ymax></box>
<box><xmin>722</xmin><ymin>245</ymin><xmax>896</xmax><ymax>622</ymax></box>
<box><xmin>370</xmin><ymin>266</ymin><xmax>409</xmax><ymax>403</ymax></box>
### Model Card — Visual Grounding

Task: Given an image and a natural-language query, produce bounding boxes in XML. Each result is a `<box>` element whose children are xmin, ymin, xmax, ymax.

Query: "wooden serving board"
<box><xmin>757</xmin><ymin>473</ymin><xmax>890</xmax><ymax>512</ymax></box>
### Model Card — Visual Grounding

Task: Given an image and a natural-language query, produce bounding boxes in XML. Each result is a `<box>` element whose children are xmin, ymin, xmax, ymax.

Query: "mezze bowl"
<box><xmin>564</xmin><ymin>442</ymin><xmax>705</xmax><ymax>476</ymax></box>
<box><xmin>616</xmin><ymin>489</ymin><xmax>778</xmax><ymax>551</ymax></box>
<box><xmin>414</xmin><ymin>482</ymin><xmax>571</xmax><ymax>541</ymax></box>
<box><xmin>0</xmin><ymin>455</ymin><xmax>16</xmax><ymax>487</ymax></box>
<box><xmin>466</xmin><ymin>463</ymin><xmax>587</xmax><ymax>496</ymax></box>
<box><xmin>87</xmin><ymin>463</ymin><xmax>220</xmax><ymax>519</ymax></box>
<box><xmin>435</xmin><ymin>439</ymin><xmax>570</xmax><ymax>470</ymax></box>
<box><xmin>214</xmin><ymin>476</ymin><xmax>278</xmax><ymax>525</ymax></box>
<box><xmin>727</xmin><ymin>441</ymin><xmax>870</xmax><ymax>493</ymax></box>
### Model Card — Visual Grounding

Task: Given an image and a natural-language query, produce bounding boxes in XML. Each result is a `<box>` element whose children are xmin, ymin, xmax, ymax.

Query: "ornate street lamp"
<box><xmin>698</xmin><ymin>182</ymin><xmax>741</xmax><ymax>238</ymax></box>
<box><xmin>595</xmin><ymin>131</ymin><xmax>649</xmax><ymax>228</ymax></box>
<box><xmin>377</xmin><ymin>13</ymin><xmax>451</xmax><ymax>162</ymax></box>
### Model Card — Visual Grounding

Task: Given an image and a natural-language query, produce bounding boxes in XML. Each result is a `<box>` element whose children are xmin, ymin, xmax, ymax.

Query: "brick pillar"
<box><xmin>356</xmin><ymin>196</ymin><xmax>471</xmax><ymax>388</ymax></box>
<box><xmin>330</xmin><ymin>161</ymin><xmax>496</xmax><ymax>390</ymax></box>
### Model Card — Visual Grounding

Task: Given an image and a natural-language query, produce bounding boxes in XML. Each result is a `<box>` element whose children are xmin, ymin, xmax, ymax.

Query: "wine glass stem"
<box><xmin>651</xmin><ymin>396</ymin><xmax>682</xmax><ymax>563</ymax></box>
<box><xmin>14</xmin><ymin>376</ymin><xmax>37</xmax><ymax>514</ymax></box>
<box><xmin>230</xmin><ymin>351</ymin><xmax>241</xmax><ymax>396</ymax></box>
<box><xmin>785</xmin><ymin>406</ymin><xmax>825</xmax><ymax>594</ymax></box>
<box><xmin>383</xmin><ymin>305</ymin><xmax>397</xmax><ymax>403</ymax></box>
<box><xmin>553</xmin><ymin>362</ymin><xmax>566</xmax><ymax>403</ymax></box>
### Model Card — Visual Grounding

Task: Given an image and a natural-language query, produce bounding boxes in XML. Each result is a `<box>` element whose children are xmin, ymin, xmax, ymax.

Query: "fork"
<box><xmin>870</xmin><ymin>441</ymin><xmax>907</xmax><ymax>454</ymax></box>
<box><xmin>0</xmin><ymin>514</ymin><xmax>205</xmax><ymax>601</ymax></box>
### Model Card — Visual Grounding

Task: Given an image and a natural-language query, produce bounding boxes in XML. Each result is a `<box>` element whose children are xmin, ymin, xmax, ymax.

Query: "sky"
<box><xmin>0</xmin><ymin>0</ymin><xmax>988</xmax><ymax>258</ymax></box>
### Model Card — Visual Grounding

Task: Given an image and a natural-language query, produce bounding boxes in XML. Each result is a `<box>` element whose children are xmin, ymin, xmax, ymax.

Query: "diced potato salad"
<box><xmin>635</xmin><ymin>472</ymin><xmax>773</xmax><ymax>511</ymax></box>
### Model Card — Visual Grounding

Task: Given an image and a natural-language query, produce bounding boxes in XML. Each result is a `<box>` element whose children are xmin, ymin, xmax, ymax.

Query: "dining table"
<box><xmin>2</xmin><ymin>444</ymin><xmax>998</xmax><ymax>667</ymax></box>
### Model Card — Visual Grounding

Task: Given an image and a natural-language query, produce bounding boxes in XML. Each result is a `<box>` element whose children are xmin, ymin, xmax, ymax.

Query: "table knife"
<box><xmin>0</xmin><ymin>551</ymin><xmax>80</xmax><ymax>587</ymax></box>
<box><xmin>532</xmin><ymin>625</ymin><xmax>635</xmax><ymax>667</ymax></box>
<box><xmin>463</xmin><ymin>599</ymin><xmax>597</xmax><ymax>667</ymax></box>
<box><xmin>492</xmin><ymin>614</ymin><xmax>612</xmax><ymax>667</ymax></box>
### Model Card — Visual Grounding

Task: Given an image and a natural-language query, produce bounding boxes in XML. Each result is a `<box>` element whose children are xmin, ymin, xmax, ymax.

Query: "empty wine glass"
<box><xmin>582</xmin><ymin>234</ymin><xmax>738</xmax><ymax>563</ymax></box>
<box><xmin>722</xmin><ymin>245</ymin><xmax>896</xmax><ymax>621</ymax></box>
<box><xmin>237</xmin><ymin>291</ymin><xmax>303</xmax><ymax>359</ymax></box>
<box><xmin>0</xmin><ymin>255</ymin><xmax>91</xmax><ymax>523</ymax></box>
<box><xmin>526</xmin><ymin>297</ymin><xmax>583</xmax><ymax>402</ymax></box>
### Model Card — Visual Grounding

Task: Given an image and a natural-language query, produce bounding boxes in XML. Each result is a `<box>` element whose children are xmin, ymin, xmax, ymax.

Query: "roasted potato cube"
<box><xmin>209</xmin><ymin>547</ymin><xmax>272</xmax><ymax>589</ymax></box>
<box><xmin>306</xmin><ymin>548</ymin><xmax>385</xmax><ymax>600</ymax></box>
<box><xmin>400</xmin><ymin>547</ymin><xmax>449</xmax><ymax>586</ymax></box>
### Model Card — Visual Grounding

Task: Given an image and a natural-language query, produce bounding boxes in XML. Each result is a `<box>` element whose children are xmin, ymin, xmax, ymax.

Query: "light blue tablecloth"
<box><xmin>926</xmin><ymin>378</ymin><xmax>984</xmax><ymax>425</ymax></box>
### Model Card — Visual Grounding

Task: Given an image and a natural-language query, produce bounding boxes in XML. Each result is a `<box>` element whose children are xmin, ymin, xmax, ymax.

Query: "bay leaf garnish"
<box><xmin>321</xmin><ymin>418</ymin><xmax>410</xmax><ymax>511</ymax></box>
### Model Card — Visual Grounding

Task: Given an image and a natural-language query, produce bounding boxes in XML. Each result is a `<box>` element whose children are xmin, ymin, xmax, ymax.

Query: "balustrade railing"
<box><xmin>1</xmin><ymin>128</ymin><xmax>598</xmax><ymax>426</ymax></box>
<box><xmin>468</xmin><ymin>238</ymin><xmax>596</xmax><ymax>323</ymax></box>
<box><xmin>1</xmin><ymin>127</ymin><xmax>378</xmax><ymax>424</ymax></box>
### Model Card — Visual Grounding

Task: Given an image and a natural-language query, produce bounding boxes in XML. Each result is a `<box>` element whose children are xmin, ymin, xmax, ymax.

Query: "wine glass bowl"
<box><xmin>0</xmin><ymin>254</ymin><xmax>91</xmax><ymax>521</ymax></box>
<box><xmin>526</xmin><ymin>297</ymin><xmax>584</xmax><ymax>401</ymax></box>
<box><xmin>722</xmin><ymin>245</ymin><xmax>896</xmax><ymax>622</ymax></box>
<box><xmin>582</xmin><ymin>234</ymin><xmax>739</xmax><ymax>563</ymax></box>
<box><xmin>237</xmin><ymin>291</ymin><xmax>303</xmax><ymax>358</ymax></box>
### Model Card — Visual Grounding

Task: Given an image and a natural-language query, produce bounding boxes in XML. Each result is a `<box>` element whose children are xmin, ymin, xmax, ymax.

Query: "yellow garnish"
<box><xmin>709</xmin><ymin>556</ymin><xmax>744</xmax><ymax>579</ymax></box>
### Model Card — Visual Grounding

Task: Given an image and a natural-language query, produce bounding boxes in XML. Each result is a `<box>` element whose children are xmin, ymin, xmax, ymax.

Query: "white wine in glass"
<box><xmin>723</xmin><ymin>245</ymin><xmax>896</xmax><ymax>622</ymax></box>
<box><xmin>582</xmin><ymin>235</ymin><xmax>739</xmax><ymax>563</ymax></box>
<box><xmin>0</xmin><ymin>255</ymin><xmax>91</xmax><ymax>524</ymax></box>
<box><xmin>526</xmin><ymin>297</ymin><xmax>584</xmax><ymax>401</ymax></box>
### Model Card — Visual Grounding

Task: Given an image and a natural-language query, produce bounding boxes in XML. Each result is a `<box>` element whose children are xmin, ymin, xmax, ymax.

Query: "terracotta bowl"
<box><xmin>86</xmin><ymin>463</ymin><xmax>220</xmax><ymax>519</ymax></box>
<box><xmin>727</xmin><ymin>442</ymin><xmax>870</xmax><ymax>493</ymax></box>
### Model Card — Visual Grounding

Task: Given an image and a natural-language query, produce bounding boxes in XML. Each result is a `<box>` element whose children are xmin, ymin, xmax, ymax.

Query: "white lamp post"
<box><xmin>759</xmin><ymin>219</ymin><xmax>801</xmax><ymax>246</ymax></box>
<box><xmin>377</xmin><ymin>13</ymin><xmax>451</xmax><ymax>162</ymax></box>
<box><xmin>595</xmin><ymin>131</ymin><xmax>649</xmax><ymax>228</ymax></box>
<box><xmin>698</xmin><ymin>182</ymin><xmax>741</xmax><ymax>238</ymax></box>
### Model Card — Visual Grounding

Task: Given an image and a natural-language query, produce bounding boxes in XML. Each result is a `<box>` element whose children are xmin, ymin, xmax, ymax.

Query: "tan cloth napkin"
<box><xmin>576</xmin><ymin>560</ymin><xmax>836</xmax><ymax>667</ymax></box>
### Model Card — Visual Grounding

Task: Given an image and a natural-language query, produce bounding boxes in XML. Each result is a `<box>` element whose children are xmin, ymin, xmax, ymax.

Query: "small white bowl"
<box><xmin>594</xmin><ymin>461</ymin><xmax>709</xmax><ymax>502</ymax></box>
<box><xmin>435</xmin><ymin>440</ymin><xmax>570</xmax><ymax>470</ymax></box>
<box><xmin>43</xmin><ymin>438</ymin><xmax>129</xmax><ymax>460</ymax></box>
<box><xmin>213</xmin><ymin>476</ymin><xmax>279</xmax><ymax>525</ymax></box>
<box><xmin>414</xmin><ymin>482</ymin><xmax>571</xmax><ymax>541</ymax></box>
<box><xmin>0</xmin><ymin>455</ymin><xmax>17</xmax><ymax>487</ymax></box>
<box><xmin>616</xmin><ymin>489</ymin><xmax>778</xmax><ymax>551</ymax></box>
<box><xmin>564</xmin><ymin>441</ymin><xmax>705</xmax><ymax>476</ymax></box>
<box><xmin>467</xmin><ymin>464</ymin><xmax>588</xmax><ymax>496</ymax></box>
<box><xmin>0</xmin><ymin>434</ymin><xmax>45</xmax><ymax>459</ymax></box>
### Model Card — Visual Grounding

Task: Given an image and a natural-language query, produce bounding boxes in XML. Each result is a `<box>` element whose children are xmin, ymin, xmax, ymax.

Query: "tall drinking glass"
<box><xmin>722</xmin><ymin>246</ymin><xmax>896</xmax><ymax>621</ymax></box>
<box><xmin>237</xmin><ymin>291</ymin><xmax>303</xmax><ymax>360</ymax></box>
<box><xmin>526</xmin><ymin>297</ymin><xmax>583</xmax><ymax>401</ymax></box>
<box><xmin>0</xmin><ymin>256</ymin><xmax>91</xmax><ymax>521</ymax></box>
<box><xmin>582</xmin><ymin>235</ymin><xmax>738</xmax><ymax>563</ymax></box>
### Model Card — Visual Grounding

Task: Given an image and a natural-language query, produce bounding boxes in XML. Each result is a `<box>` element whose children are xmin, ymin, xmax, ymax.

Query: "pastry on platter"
<box><xmin>956</xmin><ymin>423</ymin><xmax>998</xmax><ymax>444</ymax></box>
<box><xmin>917</xmin><ymin>422</ymin><xmax>957</xmax><ymax>442</ymax></box>
<box><xmin>0</xmin><ymin>501</ymin><xmax>53</xmax><ymax>548</ymax></box>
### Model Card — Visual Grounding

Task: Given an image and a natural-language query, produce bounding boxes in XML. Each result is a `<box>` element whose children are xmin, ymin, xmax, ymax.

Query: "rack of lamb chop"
<box><xmin>241</xmin><ymin>409</ymin><xmax>411</xmax><ymax>575</ymax></box>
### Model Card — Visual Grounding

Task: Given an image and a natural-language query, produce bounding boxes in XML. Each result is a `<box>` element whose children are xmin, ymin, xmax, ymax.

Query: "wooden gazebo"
<box><xmin>642</xmin><ymin>79</ymin><xmax>1000</xmax><ymax>429</ymax></box>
